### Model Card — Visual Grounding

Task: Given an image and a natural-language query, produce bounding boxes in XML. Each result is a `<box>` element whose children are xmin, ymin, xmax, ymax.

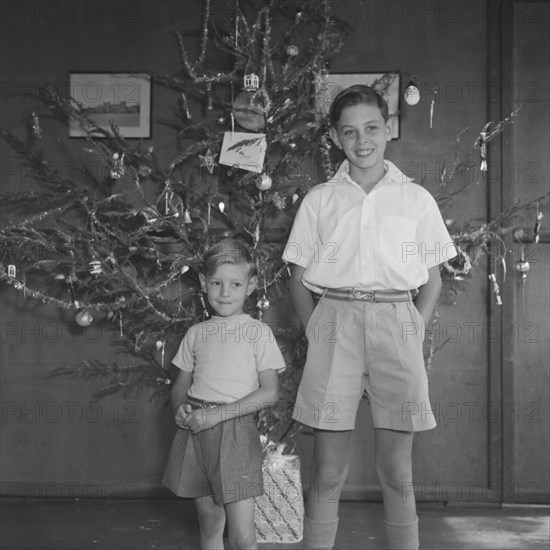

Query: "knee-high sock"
<box><xmin>303</xmin><ymin>516</ymin><xmax>339</xmax><ymax>550</ymax></box>
<box><xmin>384</xmin><ymin>516</ymin><xmax>419</xmax><ymax>550</ymax></box>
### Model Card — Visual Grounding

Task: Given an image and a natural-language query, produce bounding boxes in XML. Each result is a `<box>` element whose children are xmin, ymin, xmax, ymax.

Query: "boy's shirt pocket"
<box><xmin>379</xmin><ymin>215</ymin><xmax>418</xmax><ymax>263</ymax></box>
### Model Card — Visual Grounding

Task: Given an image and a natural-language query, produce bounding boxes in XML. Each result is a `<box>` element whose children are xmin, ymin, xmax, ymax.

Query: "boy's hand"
<box><xmin>174</xmin><ymin>403</ymin><xmax>193</xmax><ymax>429</ymax></box>
<box><xmin>183</xmin><ymin>406</ymin><xmax>223</xmax><ymax>434</ymax></box>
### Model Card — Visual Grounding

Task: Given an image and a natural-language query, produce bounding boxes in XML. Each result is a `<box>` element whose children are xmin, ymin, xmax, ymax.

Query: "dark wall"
<box><xmin>1</xmin><ymin>1</ymin><xmax>547</xmax><ymax>501</ymax></box>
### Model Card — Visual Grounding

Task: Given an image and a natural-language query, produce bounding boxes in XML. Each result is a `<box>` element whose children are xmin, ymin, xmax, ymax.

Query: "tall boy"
<box><xmin>283</xmin><ymin>85</ymin><xmax>456</xmax><ymax>550</ymax></box>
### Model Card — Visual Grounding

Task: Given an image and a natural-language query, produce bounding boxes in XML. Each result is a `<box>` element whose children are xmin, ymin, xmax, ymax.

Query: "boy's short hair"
<box><xmin>202</xmin><ymin>238</ymin><xmax>257</xmax><ymax>278</ymax></box>
<box><xmin>329</xmin><ymin>84</ymin><xmax>389</xmax><ymax>126</ymax></box>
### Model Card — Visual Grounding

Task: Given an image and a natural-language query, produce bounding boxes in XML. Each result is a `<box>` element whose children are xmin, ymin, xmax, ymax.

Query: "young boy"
<box><xmin>283</xmin><ymin>85</ymin><xmax>456</xmax><ymax>550</ymax></box>
<box><xmin>163</xmin><ymin>238</ymin><xmax>286</xmax><ymax>550</ymax></box>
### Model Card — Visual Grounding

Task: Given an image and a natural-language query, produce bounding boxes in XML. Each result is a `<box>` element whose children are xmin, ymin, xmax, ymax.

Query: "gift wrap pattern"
<box><xmin>254</xmin><ymin>453</ymin><xmax>304</xmax><ymax>543</ymax></box>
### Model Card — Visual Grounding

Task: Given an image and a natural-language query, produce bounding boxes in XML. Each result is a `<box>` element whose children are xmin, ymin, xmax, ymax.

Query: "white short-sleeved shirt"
<box><xmin>283</xmin><ymin>160</ymin><xmax>457</xmax><ymax>293</ymax></box>
<box><xmin>172</xmin><ymin>314</ymin><xmax>286</xmax><ymax>403</ymax></box>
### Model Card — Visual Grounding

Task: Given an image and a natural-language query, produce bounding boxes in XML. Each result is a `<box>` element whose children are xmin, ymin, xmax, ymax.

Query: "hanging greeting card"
<box><xmin>218</xmin><ymin>131</ymin><xmax>267</xmax><ymax>174</ymax></box>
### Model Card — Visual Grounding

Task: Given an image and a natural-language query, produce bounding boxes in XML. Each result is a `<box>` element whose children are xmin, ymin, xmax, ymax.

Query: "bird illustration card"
<box><xmin>218</xmin><ymin>131</ymin><xmax>267</xmax><ymax>173</ymax></box>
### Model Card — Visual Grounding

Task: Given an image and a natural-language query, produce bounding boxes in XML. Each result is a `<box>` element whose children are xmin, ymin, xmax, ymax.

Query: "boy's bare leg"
<box><xmin>374</xmin><ymin>428</ymin><xmax>416</xmax><ymax>523</ymax></box>
<box><xmin>225</xmin><ymin>497</ymin><xmax>258</xmax><ymax>549</ymax></box>
<box><xmin>195</xmin><ymin>495</ymin><xmax>226</xmax><ymax>550</ymax></box>
<box><xmin>307</xmin><ymin>429</ymin><xmax>354</xmax><ymax>520</ymax></box>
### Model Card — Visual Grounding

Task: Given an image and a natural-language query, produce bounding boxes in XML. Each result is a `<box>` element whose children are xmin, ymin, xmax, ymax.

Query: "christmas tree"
<box><xmin>0</xmin><ymin>0</ymin><xmax>547</xmax><ymax>444</ymax></box>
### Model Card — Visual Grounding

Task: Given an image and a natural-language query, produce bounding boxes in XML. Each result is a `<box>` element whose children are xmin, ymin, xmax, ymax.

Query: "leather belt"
<box><xmin>323</xmin><ymin>288</ymin><xmax>414</xmax><ymax>303</ymax></box>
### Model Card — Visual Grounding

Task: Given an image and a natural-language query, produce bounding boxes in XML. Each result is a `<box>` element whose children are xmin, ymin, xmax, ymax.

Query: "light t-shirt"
<box><xmin>172</xmin><ymin>314</ymin><xmax>286</xmax><ymax>403</ymax></box>
<box><xmin>283</xmin><ymin>159</ymin><xmax>457</xmax><ymax>293</ymax></box>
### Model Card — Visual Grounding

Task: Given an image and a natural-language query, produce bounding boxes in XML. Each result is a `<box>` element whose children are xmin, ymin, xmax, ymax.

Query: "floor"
<box><xmin>0</xmin><ymin>498</ymin><xmax>548</xmax><ymax>550</ymax></box>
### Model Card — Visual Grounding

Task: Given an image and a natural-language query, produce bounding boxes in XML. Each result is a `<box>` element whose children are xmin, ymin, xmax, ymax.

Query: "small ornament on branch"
<box><xmin>243</xmin><ymin>73</ymin><xmax>260</xmax><ymax>92</ymax></box>
<box><xmin>156</xmin><ymin>339</ymin><xmax>166</xmax><ymax>367</ymax></box>
<box><xmin>30</xmin><ymin>111</ymin><xmax>42</xmax><ymax>138</ymax></box>
<box><xmin>256</xmin><ymin>173</ymin><xmax>272</xmax><ymax>191</ymax></box>
<box><xmin>199</xmin><ymin>149</ymin><xmax>217</xmax><ymax>174</ymax></box>
<box><xmin>180</xmin><ymin>93</ymin><xmax>192</xmax><ymax>120</ymax></box>
<box><xmin>75</xmin><ymin>309</ymin><xmax>94</xmax><ymax>327</ymax></box>
<box><xmin>404</xmin><ymin>80</ymin><xmax>420</xmax><ymax>106</ymax></box>
<box><xmin>478</xmin><ymin>127</ymin><xmax>489</xmax><ymax>172</ymax></box>
<box><xmin>205</xmin><ymin>81</ymin><xmax>213</xmax><ymax>111</ymax></box>
<box><xmin>533</xmin><ymin>209</ymin><xmax>543</xmax><ymax>244</ymax></box>
<box><xmin>110</xmin><ymin>153</ymin><xmax>126</xmax><ymax>179</ymax></box>
<box><xmin>89</xmin><ymin>260</ymin><xmax>102</xmax><ymax>276</ymax></box>
<box><xmin>286</xmin><ymin>44</ymin><xmax>299</xmax><ymax>57</ymax></box>
<box><xmin>488</xmin><ymin>273</ymin><xmax>502</xmax><ymax>306</ymax></box>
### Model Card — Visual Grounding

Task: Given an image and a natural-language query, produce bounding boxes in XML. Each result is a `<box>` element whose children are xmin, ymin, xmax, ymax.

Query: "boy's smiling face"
<box><xmin>199</xmin><ymin>262</ymin><xmax>257</xmax><ymax>317</ymax></box>
<box><xmin>329</xmin><ymin>103</ymin><xmax>392</xmax><ymax>180</ymax></box>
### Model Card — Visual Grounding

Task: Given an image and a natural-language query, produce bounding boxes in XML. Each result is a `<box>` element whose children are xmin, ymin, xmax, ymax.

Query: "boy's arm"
<box><xmin>289</xmin><ymin>264</ymin><xmax>316</xmax><ymax>329</ymax></box>
<box><xmin>414</xmin><ymin>265</ymin><xmax>442</xmax><ymax>324</ymax></box>
<box><xmin>171</xmin><ymin>370</ymin><xmax>193</xmax><ymax>428</ymax></box>
<box><xmin>183</xmin><ymin>369</ymin><xmax>279</xmax><ymax>435</ymax></box>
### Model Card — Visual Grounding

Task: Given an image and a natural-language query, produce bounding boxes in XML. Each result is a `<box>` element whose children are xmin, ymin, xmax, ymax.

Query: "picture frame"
<box><xmin>315</xmin><ymin>72</ymin><xmax>401</xmax><ymax>139</ymax></box>
<box><xmin>68</xmin><ymin>72</ymin><xmax>151</xmax><ymax>138</ymax></box>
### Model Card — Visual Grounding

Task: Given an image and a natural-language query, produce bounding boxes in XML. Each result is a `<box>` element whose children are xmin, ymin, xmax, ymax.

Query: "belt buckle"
<box><xmin>351</xmin><ymin>289</ymin><xmax>375</xmax><ymax>302</ymax></box>
<box><xmin>202</xmin><ymin>401</ymin><xmax>219</xmax><ymax>411</ymax></box>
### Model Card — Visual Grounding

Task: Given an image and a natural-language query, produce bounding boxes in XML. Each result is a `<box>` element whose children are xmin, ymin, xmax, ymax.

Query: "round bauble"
<box><xmin>286</xmin><ymin>44</ymin><xmax>299</xmax><ymax>57</ymax></box>
<box><xmin>404</xmin><ymin>83</ymin><xmax>420</xmax><ymax>105</ymax></box>
<box><xmin>515</xmin><ymin>260</ymin><xmax>530</xmax><ymax>274</ymax></box>
<box><xmin>257</xmin><ymin>296</ymin><xmax>270</xmax><ymax>311</ymax></box>
<box><xmin>232</xmin><ymin>91</ymin><xmax>266</xmax><ymax>131</ymax></box>
<box><xmin>256</xmin><ymin>173</ymin><xmax>272</xmax><ymax>191</ymax></box>
<box><xmin>75</xmin><ymin>309</ymin><xmax>94</xmax><ymax>327</ymax></box>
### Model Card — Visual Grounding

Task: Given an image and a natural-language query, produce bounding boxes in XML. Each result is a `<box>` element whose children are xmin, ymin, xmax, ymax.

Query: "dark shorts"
<box><xmin>162</xmin><ymin>396</ymin><xmax>264</xmax><ymax>505</ymax></box>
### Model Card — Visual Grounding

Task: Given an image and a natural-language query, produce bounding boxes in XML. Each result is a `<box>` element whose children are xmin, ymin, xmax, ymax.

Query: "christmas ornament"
<box><xmin>404</xmin><ymin>81</ymin><xmax>420</xmax><ymax>105</ymax></box>
<box><xmin>257</xmin><ymin>296</ymin><xmax>270</xmax><ymax>311</ymax></box>
<box><xmin>270</xmin><ymin>192</ymin><xmax>286</xmax><ymax>210</ymax></box>
<box><xmin>180</xmin><ymin>93</ymin><xmax>191</xmax><ymax>119</ymax></box>
<box><xmin>8</xmin><ymin>264</ymin><xmax>16</xmax><ymax>278</ymax></box>
<box><xmin>243</xmin><ymin>73</ymin><xmax>260</xmax><ymax>92</ymax></box>
<box><xmin>75</xmin><ymin>309</ymin><xmax>94</xmax><ymax>327</ymax></box>
<box><xmin>30</xmin><ymin>111</ymin><xmax>42</xmax><ymax>138</ymax></box>
<box><xmin>479</xmin><ymin>129</ymin><xmax>488</xmax><ymax>172</ymax></box>
<box><xmin>488</xmin><ymin>273</ymin><xmax>502</xmax><ymax>305</ymax></box>
<box><xmin>286</xmin><ymin>44</ymin><xmax>299</xmax><ymax>57</ymax></box>
<box><xmin>138</xmin><ymin>165</ymin><xmax>152</xmax><ymax>177</ymax></box>
<box><xmin>110</xmin><ymin>153</ymin><xmax>125</xmax><ymax>179</ymax></box>
<box><xmin>515</xmin><ymin>259</ymin><xmax>530</xmax><ymax>280</ymax></box>
<box><xmin>288</xmin><ymin>141</ymin><xmax>297</xmax><ymax>151</ymax></box>
<box><xmin>89</xmin><ymin>260</ymin><xmax>102</xmax><ymax>275</ymax></box>
<box><xmin>292</xmin><ymin>193</ymin><xmax>299</xmax><ymax>204</ymax></box>
<box><xmin>181</xmin><ymin>265</ymin><xmax>190</xmax><ymax>274</ymax></box>
<box><xmin>156</xmin><ymin>340</ymin><xmax>166</xmax><ymax>367</ymax></box>
<box><xmin>533</xmin><ymin>211</ymin><xmax>543</xmax><ymax>244</ymax></box>
<box><xmin>206</xmin><ymin>81</ymin><xmax>213</xmax><ymax>110</ymax></box>
<box><xmin>199</xmin><ymin>149</ymin><xmax>217</xmax><ymax>174</ymax></box>
<box><xmin>218</xmin><ymin>201</ymin><xmax>226</xmax><ymax>213</ymax></box>
<box><xmin>199</xmin><ymin>291</ymin><xmax>210</xmax><ymax>319</ymax></box>
<box><xmin>232</xmin><ymin>91</ymin><xmax>267</xmax><ymax>131</ymax></box>
<box><xmin>183</xmin><ymin>209</ymin><xmax>192</xmax><ymax>224</ymax></box>
<box><xmin>430</xmin><ymin>90</ymin><xmax>437</xmax><ymax>128</ymax></box>
<box><xmin>256</xmin><ymin>173</ymin><xmax>272</xmax><ymax>191</ymax></box>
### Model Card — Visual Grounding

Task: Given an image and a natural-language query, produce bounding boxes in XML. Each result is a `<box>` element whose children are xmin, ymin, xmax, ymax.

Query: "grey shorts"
<box><xmin>162</xmin><ymin>396</ymin><xmax>264</xmax><ymax>505</ymax></box>
<box><xmin>292</xmin><ymin>296</ymin><xmax>437</xmax><ymax>432</ymax></box>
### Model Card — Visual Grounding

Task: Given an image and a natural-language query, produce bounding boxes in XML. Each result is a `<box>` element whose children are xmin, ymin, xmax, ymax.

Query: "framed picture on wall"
<box><xmin>68</xmin><ymin>72</ymin><xmax>151</xmax><ymax>138</ymax></box>
<box><xmin>315</xmin><ymin>72</ymin><xmax>401</xmax><ymax>139</ymax></box>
